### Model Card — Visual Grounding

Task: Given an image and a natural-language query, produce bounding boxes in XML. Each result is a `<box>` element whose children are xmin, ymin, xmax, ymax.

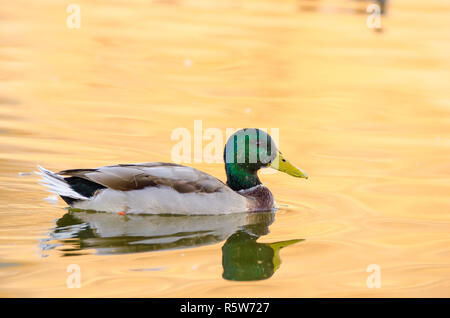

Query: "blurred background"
<box><xmin>0</xmin><ymin>0</ymin><xmax>449</xmax><ymax>297</ymax></box>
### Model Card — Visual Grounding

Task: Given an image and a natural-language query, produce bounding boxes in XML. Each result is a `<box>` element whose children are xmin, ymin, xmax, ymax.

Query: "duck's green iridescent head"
<box><xmin>224</xmin><ymin>128</ymin><xmax>308</xmax><ymax>191</ymax></box>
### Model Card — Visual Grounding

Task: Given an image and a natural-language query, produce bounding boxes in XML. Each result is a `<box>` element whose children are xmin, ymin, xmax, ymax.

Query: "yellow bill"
<box><xmin>269</xmin><ymin>239</ymin><xmax>305</xmax><ymax>271</ymax></box>
<box><xmin>269</xmin><ymin>151</ymin><xmax>309</xmax><ymax>179</ymax></box>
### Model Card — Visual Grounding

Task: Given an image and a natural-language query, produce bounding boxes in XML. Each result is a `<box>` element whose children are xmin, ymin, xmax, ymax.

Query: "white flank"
<box><xmin>36</xmin><ymin>166</ymin><xmax>88</xmax><ymax>200</ymax></box>
<box><xmin>72</xmin><ymin>186</ymin><xmax>248</xmax><ymax>215</ymax></box>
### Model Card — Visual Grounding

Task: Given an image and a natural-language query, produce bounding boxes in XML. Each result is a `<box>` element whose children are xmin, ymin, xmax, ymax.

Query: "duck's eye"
<box><xmin>281</xmin><ymin>158</ymin><xmax>286</xmax><ymax>162</ymax></box>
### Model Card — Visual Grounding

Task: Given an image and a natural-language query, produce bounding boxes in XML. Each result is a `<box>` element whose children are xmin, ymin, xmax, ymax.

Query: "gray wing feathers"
<box><xmin>58</xmin><ymin>163</ymin><xmax>228</xmax><ymax>194</ymax></box>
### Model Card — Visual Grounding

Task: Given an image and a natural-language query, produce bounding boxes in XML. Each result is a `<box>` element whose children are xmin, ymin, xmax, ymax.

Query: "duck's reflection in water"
<box><xmin>41</xmin><ymin>210</ymin><xmax>303</xmax><ymax>281</ymax></box>
<box><xmin>222</xmin><ymin>231</ymin><xmax>302</xmax><ymax>281</ymax></box>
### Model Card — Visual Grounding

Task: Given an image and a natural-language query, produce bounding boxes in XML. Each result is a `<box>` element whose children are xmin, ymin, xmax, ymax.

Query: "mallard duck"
<box><xmin>37</xmin><ymin>128</ymin><xmax>308</xmax><ymax>215</ymax></box>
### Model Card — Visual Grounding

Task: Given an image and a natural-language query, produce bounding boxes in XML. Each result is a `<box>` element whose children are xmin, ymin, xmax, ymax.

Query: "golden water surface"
<box><xmin>0</xmin><ymin>0</ymin><xmax>449</xmax><ymax>297</ymax></box>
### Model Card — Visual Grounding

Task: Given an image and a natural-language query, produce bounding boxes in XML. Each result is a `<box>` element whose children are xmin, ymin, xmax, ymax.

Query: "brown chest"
<box><xmin>239</xmin><ymin>185</ymin><xmax>275</xmax><ymax>212</ymax></box>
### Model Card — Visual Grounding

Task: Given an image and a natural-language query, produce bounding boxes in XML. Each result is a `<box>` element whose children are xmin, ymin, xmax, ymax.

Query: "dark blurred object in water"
<box><xmin>298</xmin><ymin>0</ymin><xmax>387</xmax><ymax>15</ymax></box>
